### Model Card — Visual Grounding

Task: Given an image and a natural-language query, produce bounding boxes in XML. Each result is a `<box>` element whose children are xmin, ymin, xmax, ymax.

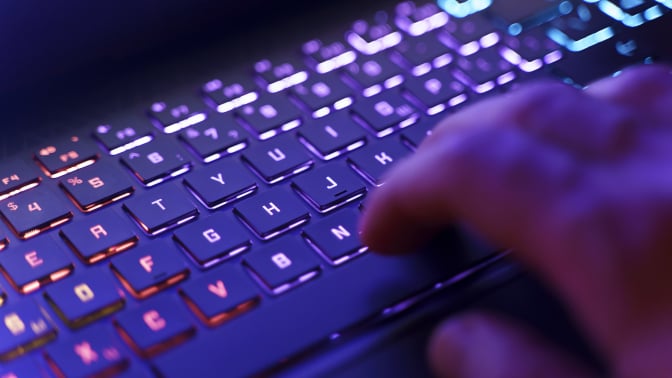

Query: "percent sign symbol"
<box><xmin>67</xmin><ymin>177</ymin><xmax>84</xmax><ymax>186</ymax></box>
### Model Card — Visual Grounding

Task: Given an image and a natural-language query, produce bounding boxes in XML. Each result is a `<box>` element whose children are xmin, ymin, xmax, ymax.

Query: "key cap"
<box><xmin>453</xmin><ymin>47</ymin><xmax>516</xmax><ymax>94</ymax></box>
<box><xmin>242</xmin><ymin>134</ymin><xmax>314</xmax><ymax>184</ymax></box>
<box><xmin>34</xmin><ymin>135</ymin><xmax>99</xmax><ymax>178</ymax></box>
<box><xmin>202</xmin><ymin>76</ymin><xmax>259</xmax><ymax>113</ymax></box>
<box><xmin>440</xmin><ymin>13</ymin><xmax>500</xmax><ymax>56</ymax></box>
<box><xmin>292</xmin><ymin>164</ymin><xmax>367</xmax><ymax>213</ymax></box>
<box><xmin>0</xmin><ymin>356</ymin><xmax>51</xmax><ymax>377</ymax></box>
<box><xmin>173</xmin><ymin>213</ymin><xmax>252</xmax><ymax>268</ymax></box>
<box><xmin>152</xmin><ymin>240</ymin><xmax>497</xmax><ymax>377</ymax></box>
<box><xmin>1</xmin><ymin>186</ymin><xmax>73</xmax><ymax>240</ymax></box>
<box><xmin>343</xmin><ymin>53</ymin><xmax>405</xmax><ymax>97</ymax></box>
<box><xmin>0</xmin><ymin>236</ymin><xmax>74</xmax><ymax>294</ymax></box>
<box><xmin>485</xmin><ymin>0</ymin><xmax>565</xmax><ymax>32</ymax></box>
<box><xmin>94</xmin><ymin>118</ymin><xmax>155</xmax><ymax>155</ymax></box>
<box><xmin>123</xmin><ymin>184</ymin><xmax>199</xmax><ymax>236</ymax></box>
<box><xmin>60</xmin><ymin>209</ymin><xmax>139</xmax><ymax>264</ymax></box>
<box><xmin>348</xmin><ymin>138</ymin><xmax>411</xmax><ymax>186</ymax></box>
<box><xmin>179</xmin><ymin>113</ymin><xmax>248</xmax><ymax>163</ymax></box>
<box><xmin>234</xmin><ymin>187</ymin><xmax>310</xmax><ymax>240</ymax></box>
<box><xmin>110</xmin><ymin>241</ymin><xmax>190</xmax><ymax>299</ymax></box>
<box><xmin>403</xmin><ymin>66</ymin><xmax>468</xmax><ymax>115</ymax></box>
<box><xmin>148</xmin><ymin>96</ymin><xmax>208</xmax><ymax>134</ymax></box>
<box><xmin>500</xmin><ymin>28</ymin><xmax>563</xmax><ymax>73</ymax></box>
<box><xmin>547</xmin><ymin>3</ymin><xmax>615</xmax><ymax>52</ymax></box>
<box><xmin>298</xmin><ymin>111</ymin><xmax>367</xmax><ymax>160</ymax></box>
<box><xmin>346</xmin><ymin>13</ymin><xmax>403</xmax><ymax>55</ymax></box>
<box><xmin>0</xmin><ymin>159</ymin><xmax>41</xmax><ymax>201</ymax></box>
<box><xmin>302</xmin><ymin>208</ymin><xmax>367</xmax><ymax>265</ymax></box>
<box><xmin>114</xmin><ymin>294</ymin><xmax>195</xmax><ymax>358</ymax></box>
<box><xmin>290</xmin><ymin>72</ymin><xmax>354</xmax><ymax>118</ymax></box>
<box><xmin>60</xmin><ymin>161</ymin><xmax>134</xmax><ymax>212</ymax></box>
<box><xmin>351</xmin><ymin>89</ymin><xmax>419</xmax><ymax>137</ymax></box>
<box><xmin>244</xmin><ymin>237</ymin><xmax>321</xmax><ymax>295</ymax></box>
<box><xmin>392</xmin><ymin>32</ymin><xmax>454</xmax><ymax>76</ymax></box>
<box><xmin>183</xmin><ymin>158</ymin><xmax>258</xmax><ymax>209</ymax></box>
<box><xmin>236</xmin><ymin>94</ymin><xmax>302</xmax><ymax>140</ymax></box>
<box><xmin>44</xmin><ymin>268</ymin><xmax>125</xmax><ymax>329</ymax></box>
<box><xmin>302</xmin><ymin>39</ymin><xmax>358</xmax><ymax>74</ymax></box>
<box><xmin>254</xmin><ymin>58</ymin><xmax>309</xmax><ymax>93</ymax></box>
<box><xmin>395</xmin><ymin>1</ymin><xmax>449</xmax><ymax>36</ymax></box>
<box><xmin>401</xmin><ymin>116</ymin><xmax>439</xmax><ymax>150</ymax></box>
<box><xmin>44</xmin><ymin>325</ymin><xmax>129</xmax><ymax>378</ymax></box>
<box><xmin>179</xmin><ymin>264</ymin><xmax>260</xmax><ymax>327</ymax></box>
<box><xmin>598</xmin><ymin>0</ymin><xmax>664</xmax><ymax>27</ymax></box>
<box><xmin>120</xmin><ymin>138</ymin><xmax>192</xmax><ymax>187</ymax></box>
<box><xmin>0</xmin><ymin>300</ymin><xmax>57</xmax><ymax>361</ymax></box>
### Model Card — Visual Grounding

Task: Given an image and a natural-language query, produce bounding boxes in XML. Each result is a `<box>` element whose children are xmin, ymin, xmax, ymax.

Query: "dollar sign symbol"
<box><xmin>7</xmin><ymin>202</ymin><xmax>18</xmax><ymax>211</ymax></box>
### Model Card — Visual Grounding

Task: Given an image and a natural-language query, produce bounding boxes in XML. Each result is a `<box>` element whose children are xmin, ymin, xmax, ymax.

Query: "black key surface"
<box><xmin>120</xmin><ymin>138</ymin><xmax>192</xmax><ymax>187</ymax></box>
<box><xmin>34</xmin><ymin>135</ymin><xmax>99</xmax><ymax>178</ymax></box>
<box><xmin>183</xmin><ymin>158</ymin><xmax>258</xmax><ymax>209</ymax></box>
<box><xmin>401</xmin><ymin>117</ymin><xmax>439</xmax><ymax>150</ymax></box>
<box><xmin>343</xmin><ymin>53</ymin><xmax>405</xmax><ymax>96</ymax></box>
<box><xmin>93</xmin><ymin>118</ymin><xmax>155</xmax><ymax>155</ymax></box>
<box><xmin>348</xmin><ymin>138</ymin><xmax>411</xmax><ymax>186</ymax></box>
<box><xmin>0</xmin><ymin>159</ymin><xmax>41</xmax><ymax>201</ymax></box>
<box><xmin>292</xmin><ymin>164</ymin><xmax>367</xmax><ymax>213</ymax></box>
<box><xmin>453</xmin><ymin>47</ymin><xmax>516</xmax><ymax>93</ymax></box>
<box><xmin>290</xmin><ymin>71</ymin><xmax>353</xmax><ymax>116</ymax></box>
<box><xmin>244</xmin><ymin>237</ymin><xmax>321</xmax><ymax>294</ymax></box>
<box><xmin>123</xmin><ymin>184</ymin><xmax>199</xmax><ymax>236</ymax></box>
<box><xmin>60</xmin><ymin>209</ymin><xmax>139</xmax><ymax>264</ymax></box>
<box><xmin>254</xmin><ymin>57</ymin><xmax>309</xmax><ymax>93</ymax></box>
<box><xmin>60</xmin><ymin>161</ymin><xmax>134</xmax><ymax>212</ymax></box>
<box><xmin>486</xmin><ymin>0</ymin><xmax>565</xmax><ymax>31</ymax></box>
<box><xmin>242</xmin><ymin>134</ymin><xmax>314</xmax><ymax>184</ymax></box>
<box><xmin>346</xmin><ymin>13</ymin><xmax>403</xmax><ymax>55</ymax></box>
<box><xmin>1</xmin><ymin>186</ymin><xmax>73</xmax><ymax>239</ymax></box>
<box><xmin>236</xmin><ymin>94</ymin><xmax>303</xmax><ymax>140</ymax></box>
<box><xmin>147</xmin><ymin>96</ymin><xmax>208</xmax><ymax>134</ymax></box>
<box><xmin>297</xmin><ymin>111</ymin><xmax>367</xmax><ymax>160</ymax></box>
<box><xmin>302</xmin><ymin>208</ymin><xmax>367</xmax><ymax>264</ymax></box>
<box><xmin>234</xmin><ymin>187</ymin><xmax>310</xmax><ymax>240</ymax></box>
<box><xmin>173</xmin><ymin>213</ymin><xmax>252</xmax><ymax>268</ymax></box>
<box><xmin>392</xmin><ymin>32</ymin><xmax>453</xmax><ymax>75</ymax></box>
<box><xmin>403</xmin><ymin>66</ymin><xmax>467</xmax><ymax>114</ymax></box>
<box><xmin>0</xmin><ymin>300</ymin><xmax>57</xmax><ymax>361</ymax></box>
<box><xmin>179</xmin><ymin>113</ymin><xmax>248</xmax><ymax>163</ymax></box>
<box><xmin>440</xmin><ymin>13</ymin><xmax>500</xmax><ymax>54</ymax></box>
<box><xmin>302</xmin><ymin>39</ymin><xmax>357</xmax><ymax>74</ymax></box>
<box><xmin>547</xmin><ymin>3</ymin><xmax>615</xmax><ymax>48</ymax></box>
<box><xmin>202</xmin><ymin>76</ymin><xmax>259</xmax><ymax>113</ymax></box>
<box><xmin>351</xmin><ymin>89</ymin><xmax>419</xmax><ymax>137</ymax></box>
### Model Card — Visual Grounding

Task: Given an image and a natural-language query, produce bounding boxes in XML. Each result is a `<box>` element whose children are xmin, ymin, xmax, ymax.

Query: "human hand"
<box><xmin>359</xmin><ymin>64</ymin><xmax>672</xmax><ymax>377</ymax></box>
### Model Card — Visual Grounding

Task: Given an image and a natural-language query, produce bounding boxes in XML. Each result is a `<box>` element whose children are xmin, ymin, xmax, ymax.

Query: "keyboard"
<box><xmin>1</xmin><ymin>0</ymin><xmax>670</xmax><ymax>377</ymax></box>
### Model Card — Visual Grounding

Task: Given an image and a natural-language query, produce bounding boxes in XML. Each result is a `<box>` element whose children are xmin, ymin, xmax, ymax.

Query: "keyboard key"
<box><xmin>0</xmin><ymin>237</ymin><xmax>74</xmax><ymax>294</ymax></box>
<box><xmin>440</xmin><ymin>13</ymin><xmax>500</xmax><ymax>56</ymax></box>
<box><xmin>302</xmin><ymin>208</ymin><xmax>367</xmax><ymax>265</ymax></box>
<box><xmin>290</xmin><ymin>72</ymin><xmax>353</xmax><ymax>118</ymax></box>
<box><xmin>394</xmin><ymin>1</ymin><xmax>449</xmax><ymax>36</ymax></box>
<box><xmin>234</xmin><ymin>187</ymin><xmax>310</xmax><ymax>240</ymax></box>
<box><xmin>547</xmin><ymin>3</ymin><xmax>615</xmax><ymax>52</ymax></box>
<box><xmin>302</xmin><ymin>39</ymin><xmax>358</xmax><ymax>74</ymax></box>
<box><xmin>0</xmin><ymin>159</ymin><xmax>41</xmax><ymax>201</ymax></box>
<box><xmin>346</xmin><ymin>14</ymin><xmax>403</xmax><ymax>55</ymax></box>
<box><xmin>401</xmin><ymin>117</ymin><xmax>438</xmax><ymax>150</ymax></box>
<box><xmin>179</xmin><ymin>264</ymin><xmax>260</xmax><ymax>327</ymax></box>
<box><xmin>179</xmin><ymin>114</ymin><xmax>248</xmax><ymax>163</ymax></box>
<box><xmin>114</xmin><ymin>294</ymin><xmax>195</xmax><ymax>358</ymax></box>
<box><xmin>236</xmin><ymin>94</ymin><xmax>302</xmax><ymax>140</ymax></box>
<box><xmin>343</xmin><ymin>53</ymin><xmax>405</xmax><ymax>97</ymax></box>
<box><xmin>148</xmin><ymin>96</ymin><xmax>208</xmax><ymax>134</ymax></box>
<box><xmin>110</xmin><ymin>241</ymin><xmax>190</xmax><ymax>299</ymax></box>
<box><xmin>244</xmin><ymin>237</ymin><xmax>321</xmax><ymax>294</ymax></box>
<box><xmin>242</xmin><ymin>134</ymin><xmax>314</xmax><ymax>184</ymax></box>
<box><xmin>123</xmin><ymin>184</ymin><xmax>199</xmax><ymax>236</ymax></box>
<box><xmin>120</xmin><ymin>138</ymin><xmax>192</xmax><ymax>187</ymax></box>
<box><xmin>403</xmin><ymin>66</ymin><xmax>468</xmax><ymax>115</ymax></box>
<box><xmin>34</xmin><ymin>135</ymin><xmax>99</xmax><ymax>179</ymax></box>
<box><xmin>392</xmin><ymin>32</ymin><xmax>453</xmax><ymax>76</ymax></box>
<box><xmin>94</xmin><ymin>118</ymin><xmax>155</xmax><ymax>155</ymax></box>
<box><xmin>44</xmin><ymin>325</ymin><xmax>129</xmax><ymax>378</ymax></box>
<box><xmin>184</xmin><ymin>158</ymin><xmax>257</xmax><ymax>209</ymax></box>
<box><xmin>485</xmin><ymin>0</ymin><xmax>565</xmax><ymax>31</ymax></box>
<box><xmin>60</xmin><ymin>209</ymin><xmax>139</xmax><ymax>264</ymax></box>
<box><xmin>60</xmin><ymin>161</ymin><xmax>134</xmax><ymax>212</ymax></box>
<box><xmin>292</xmin><ymin>164</ymin><xmax>367</xmax><ymax>213</ymax></box>
<box><xmin>254</xmin><ymin>58</ymin><xmax>309</xmax><ymax>93</ymax></box>
<box><xmin>1</xmin><ymin>186</ymin><xmax>73</xmax><ymax>239</ymax></box>
<box><xmin>173</xmin><ymin>213</ymin><xmax>252</xmax><ymax>268</ymax></box>
<box><xmin>44</xmin><ymin>268</ymin><xmax>125</xmax><ymax>329</ymax></box>
<box><xmin>0</xmin><ymin>300</ymin><xmax>57</xmax><ymax>361</ymax></box>
<box><xmin>348</xmin><ymin>138</ymin><xmax>411</xmax><ymax>186</ymax></box>
<box><xmin>0</xmin><ymin>356</ymin><xmax>51</xmax><ymax>377</ymax></box>
<box><xmin>351</xmin><ymin>89</ymin><xmax>419</xmax><ymax>137</ymax></box>
<box><xmin>453</xmin><ymin>47</ymin><xmax>516</xmax><ymax>94</ymax></box>
<box><xmin>500</xmin><ymin>28</ymin><xmax>563</xmax><ymax>73</ymax></box>
<box><xmin>202</xmin><ymin>76</ymin><xmax>259</xmax><ymax>113</ymax></box>
<box><xmin>298</xmin><ymin>112</ymin><xmax>367</xmax><ymax>160</ymax></box>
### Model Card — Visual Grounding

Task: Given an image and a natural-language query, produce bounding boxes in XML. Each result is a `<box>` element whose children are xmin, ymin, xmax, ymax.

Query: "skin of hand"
<box><xmin>359</xmin><ymin>64</ymin><xmax>672</xmax><ymax>377</ymax></box>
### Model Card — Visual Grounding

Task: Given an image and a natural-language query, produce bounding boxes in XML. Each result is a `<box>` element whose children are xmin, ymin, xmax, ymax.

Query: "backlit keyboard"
<box><xmin>1</xmin><ymin>1</ymin><xmax>670</xmax><ymax>377</ymax></box>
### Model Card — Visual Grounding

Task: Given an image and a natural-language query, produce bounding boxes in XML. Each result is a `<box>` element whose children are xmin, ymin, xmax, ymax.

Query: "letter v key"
<box><xmin>207</xmin><ymin>280</ymin><xmax>228</xmax><ymax>298</ymax></box>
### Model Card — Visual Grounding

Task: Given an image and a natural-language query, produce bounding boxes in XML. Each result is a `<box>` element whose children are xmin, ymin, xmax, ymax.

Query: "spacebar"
<box><xmin>152</xmin><ymin>246</ymin><xmax>491</xmax><ymax>377</ymax></box>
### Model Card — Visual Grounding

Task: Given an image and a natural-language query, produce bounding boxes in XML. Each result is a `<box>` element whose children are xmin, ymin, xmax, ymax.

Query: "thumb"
<box><xmin>429</xmin><ymin>313</ymin><xmax>597</xmax><ymax>378</ymax></box>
